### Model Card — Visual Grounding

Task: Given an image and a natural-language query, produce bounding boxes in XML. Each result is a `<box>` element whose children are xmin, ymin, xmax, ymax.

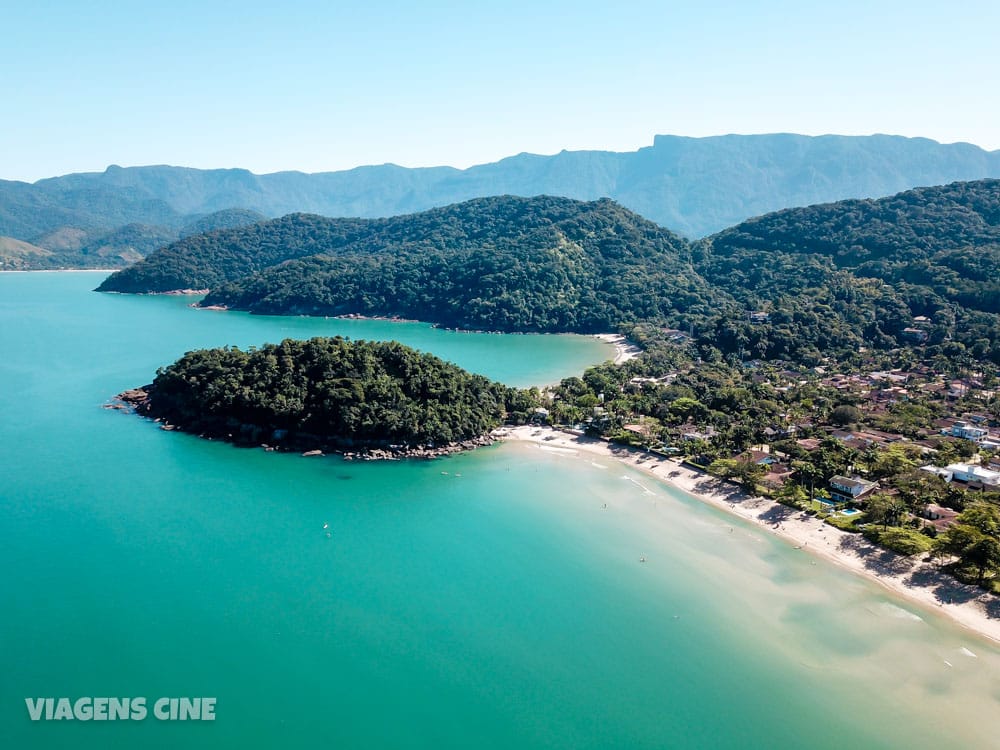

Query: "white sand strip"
<box><xmin>496</xmin><ymin>425</ymin><xmax>1000</xmax><ymax>644</ymax></box>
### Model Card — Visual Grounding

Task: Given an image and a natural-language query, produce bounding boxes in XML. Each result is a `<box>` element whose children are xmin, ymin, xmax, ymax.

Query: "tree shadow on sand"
<box><xmin>694</xmin><ymin>478</ymin><xmax>747</xmax><ymax>504</ymax></box>
<box><xmin>607</xmin><ymin>445</ymin><xmax>635</xmax><ymax>459</ymax></box>
<box><xmin>905</xmin><ymin>568</ymin><xmax>988</xmax><ymax>608</ymax></box>
<box><xmin>836</xmin><ymin>536</ymin><xmax>1000</xmax><ymax>618</ymax></box>
<box><xmin>838</xmin><ymin>534</ymin><xmax>916</xmax><ymax>576</ymax></box>
<box><xmin>757</xmin><ymin>505</ymin><xmax>798</xmax><ymax>525</ymax></box>
<box><xmin>986</xmin><ymin>597</ymin><xmax>1000</xmax><ymax>619</ymax></box>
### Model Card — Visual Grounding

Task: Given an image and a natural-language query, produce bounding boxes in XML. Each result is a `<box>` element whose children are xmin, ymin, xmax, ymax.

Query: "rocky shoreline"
<box><xmin>109</xmin><ymin>388</ymin><xmax>498</xmax><ymax>460</ymax></box>
<box><xmin>100</xmin><ymin>288</ymin><xmax>210</xmax><ymax>295</ymax></box>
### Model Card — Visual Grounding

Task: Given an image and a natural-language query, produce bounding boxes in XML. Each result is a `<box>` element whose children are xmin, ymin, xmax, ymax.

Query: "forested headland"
<box><xmin>100</xmin><ymin>195</ymin><xmax>725</xmax><ymax>333</ymax></box>
<box><xmin>100</xmin><ymin>181</ymin><xmax>1000</xmax><ymax>364</ymax></box>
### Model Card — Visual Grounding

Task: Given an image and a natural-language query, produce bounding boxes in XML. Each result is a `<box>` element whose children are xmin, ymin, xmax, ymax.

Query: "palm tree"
<box><xmin>792</xmin><ymin>460</ymin><xmax>824</xmax><ymax>502</ymax></box>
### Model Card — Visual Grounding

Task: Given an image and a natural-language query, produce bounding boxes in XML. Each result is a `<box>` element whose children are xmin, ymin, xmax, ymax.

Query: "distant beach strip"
<box><xmin>594</xmin><ymin>333</ymin><xmax>641</xmax><ymax>365</ymax></box>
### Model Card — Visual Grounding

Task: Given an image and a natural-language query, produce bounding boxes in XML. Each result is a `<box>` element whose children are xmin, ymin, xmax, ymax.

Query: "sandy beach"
<box><xmin>497</xmin><ymin>424</ymin><xmax>1000</xmax><ymax>644</ymax></box>
<box><xmin>594</xmin><ymin>333</ymin><xmax>641</xmax><ymax>364</ymax></box>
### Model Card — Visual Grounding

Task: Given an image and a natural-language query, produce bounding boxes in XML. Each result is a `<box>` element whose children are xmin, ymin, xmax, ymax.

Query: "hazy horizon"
<box><xmin>8</xmin><ymin>131</ymin><xmax>999</xmax><ymax>184</ymax></box>
<box><xmin>4</xmin><ymin>1</ymin><xmax>998</xmax><ymax>182</ymax></box>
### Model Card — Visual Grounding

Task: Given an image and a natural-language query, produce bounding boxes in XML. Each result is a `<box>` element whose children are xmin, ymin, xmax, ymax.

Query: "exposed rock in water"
<box><xmin>116</xmin><ymin>387</ymin><xmax>151</xmax><ymax>412</ymax></box>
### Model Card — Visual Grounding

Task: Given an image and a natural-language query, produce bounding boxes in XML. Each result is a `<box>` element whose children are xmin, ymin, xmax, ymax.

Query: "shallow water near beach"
<box><xmin>2</xmin><ymin>273</ymin><xmax>1000</xmax><ymax>749</ymax></box>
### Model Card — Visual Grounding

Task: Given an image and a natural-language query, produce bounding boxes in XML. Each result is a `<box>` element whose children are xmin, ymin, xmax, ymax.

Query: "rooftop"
<box><xmin>830</xmin><ymin>475</ymin><xmax>878</xmax><ymax>493</ymax></box>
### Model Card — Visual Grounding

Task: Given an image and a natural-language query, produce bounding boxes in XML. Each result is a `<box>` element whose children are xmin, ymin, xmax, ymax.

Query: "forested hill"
<box><xmin>693</xmin><ymin>179</ymin><xmax>1000</xmax><ymax>363</ymax></box>
<box><xmin>100</xmin><ymin>181</ymin><xmax>1000</xmax><ymax>361</ymax></box>
<box><xmin>122</xmin><ymin>337</ymin><xmax>534</xmax><ymax>455</ymax></box>
<box><xmin>101</xmin><ymin>195</ymin><xmax>729</xmax><ymax>334</ymax></box>
<box><xmin>707</xmin><ymin>179</ymin><xmax>1000</xmax><ymax>263</ymax></box>
<box><xmin>97</xmin><ymin>212</ymin><xmax>372</xmax><ymax>292</ymax></box>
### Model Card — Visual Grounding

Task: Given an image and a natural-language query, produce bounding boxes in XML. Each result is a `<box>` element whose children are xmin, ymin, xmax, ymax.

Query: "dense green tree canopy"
<box><xmin>100</xmin><ymin>181</ymin><xmax>1000</xmax><ymax>362</ymax></box>
<box><xmin>102</xmin><ymin>195</ymin><xmax>728</xmax><ymax>333</ymax></box>
<box><xmin>132</xmin><ymin>337</ymin><xmax>531</xmax><ymax>452</ymax></box>
<box><xmin>694</xmin><ymin>179</ymin><xmax>1000</xmax><ymax>363</ymax></box>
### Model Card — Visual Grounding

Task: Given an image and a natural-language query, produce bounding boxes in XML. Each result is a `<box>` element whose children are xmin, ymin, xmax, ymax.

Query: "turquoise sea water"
<box><xmin>2</xmin><ymin>272</ymin><xmax>1000</xmax><ymax>749</ymax></box>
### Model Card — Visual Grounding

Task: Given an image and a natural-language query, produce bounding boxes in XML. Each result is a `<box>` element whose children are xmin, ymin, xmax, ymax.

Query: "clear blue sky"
<box><xmin>3</xmin><ymin>0</ymin><xmax>998</xmax><ymax>182</ymax></box>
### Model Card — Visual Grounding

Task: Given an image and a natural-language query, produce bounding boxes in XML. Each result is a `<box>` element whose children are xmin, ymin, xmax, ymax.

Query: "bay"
<box><xmin>1</xmin><ymin>272</ymin><xmax>999</xmax><ymax>749</ymax></box>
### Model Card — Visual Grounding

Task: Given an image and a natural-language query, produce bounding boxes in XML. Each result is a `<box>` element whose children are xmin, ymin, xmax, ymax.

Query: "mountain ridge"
<box><xmin>6</xmin><ymin>134</ymin><xmax>1000</xmax><ymax>257</ymax></box>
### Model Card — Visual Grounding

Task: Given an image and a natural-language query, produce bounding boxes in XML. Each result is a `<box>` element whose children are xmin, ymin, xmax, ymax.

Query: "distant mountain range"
<box><xmin>4</xmin><ymin>134</ymin><xmax>1000</xmax><ymax>270</ymax></box>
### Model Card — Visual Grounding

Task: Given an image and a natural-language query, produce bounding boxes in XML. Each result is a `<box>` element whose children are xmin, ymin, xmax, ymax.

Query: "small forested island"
<box><xmin>118</xmin><ymin>337</ymin><xmax>539</xmax><ymax>458</ymax></box>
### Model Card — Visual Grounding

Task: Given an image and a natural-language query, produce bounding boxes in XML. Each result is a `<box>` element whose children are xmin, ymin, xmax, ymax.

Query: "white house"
<box><xmin>828</xmin><ymin>475</ymin><xmax>879</xmax><ymax>505</ymax></box>
<box><xmin>944</xmin><ymin>463</ymin><xmax>1000</xmax><ymax>488</ymax></box>
<box><xmin>680</xmin><ymin>426</ymin><xmax>716</xmax><ymax>442</ymax></box>
<box><xmin>945</xmin><ymin>421</ymin><xmax>989</xmax><ymax>441</ymax></box>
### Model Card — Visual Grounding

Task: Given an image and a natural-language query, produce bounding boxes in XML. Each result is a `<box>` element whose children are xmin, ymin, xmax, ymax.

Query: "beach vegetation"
<box><xmin>707</xmin><ymin>458</ymin><xmax>766</xmax><ymax>492</ymax></box>
<box><xmin>774</xmin><ymin>482</ymin><xmax>809</xmax><ymax>509</ymax></box>
<box><xmin>863</xmin><ymin>527</ymin><xmax>934</xmax><ymax>556</ymax></box>
<box><xmin>824</xmin><ymin>514</ymin><xmax>864</xmax><ymax>532</ymax></box>
<box><xmin>865</xmin><ymin>493</ymin><xmax>911</xmax><ymax>530</ymax></box>
<box><xmin>934</xmin><ymin>503</ymin><xmax>1000</xmax><ymax>586</ymax></box>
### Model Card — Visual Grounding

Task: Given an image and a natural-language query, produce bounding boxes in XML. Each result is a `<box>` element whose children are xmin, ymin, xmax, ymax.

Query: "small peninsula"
<box><xmin>117</xmin><ymin>337</ymin><xmax>538</xmax><ymax>458</ymax></box>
